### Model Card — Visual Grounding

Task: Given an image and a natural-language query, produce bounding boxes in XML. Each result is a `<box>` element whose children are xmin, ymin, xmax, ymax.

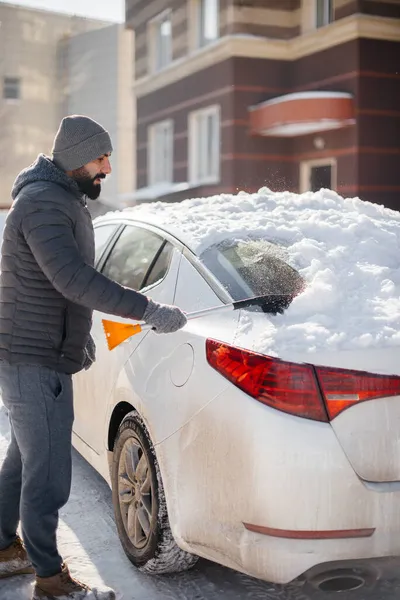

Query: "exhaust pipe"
<box><xmin>306</xmin><ymin>565</ymin><xmax>379</xmax><ymax>593</ymax></box>
<box><xmin>311</xmin><ymin>569</ymin><xmax>365</xmax><ymax>592</ymax></box>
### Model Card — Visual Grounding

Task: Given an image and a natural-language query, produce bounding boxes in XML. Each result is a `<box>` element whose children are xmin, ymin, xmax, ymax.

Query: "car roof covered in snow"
<box><xmin>96</xmin><ymin>187</ymin><xmax>400</xmax><ymax>256</ymax></box>
<box><xmin>96</xmin><ymin>188</ymin><xmax>400</xmax><ymax>356</ymax></box>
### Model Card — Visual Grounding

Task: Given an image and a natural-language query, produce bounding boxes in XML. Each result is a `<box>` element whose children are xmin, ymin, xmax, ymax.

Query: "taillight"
<box><xmin>315</xmin><ymin>366</ymin><xmax>400</xmax><ymax>420</ymax></box>
<box><xmin>206</xmin><ymin>340</ymin><xmax>400</xmax><ymax>422</ymax></box>
<box><xmin>206</xmin><ymin>339</ymin><xmax>328</xmax><ymax>422</ymax></box>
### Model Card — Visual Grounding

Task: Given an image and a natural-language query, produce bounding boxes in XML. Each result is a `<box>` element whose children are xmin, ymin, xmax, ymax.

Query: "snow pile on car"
<box><xmin>124</xmin><ymin>188</ymin><xmax>400</xmax><ymax>355</ymax></box>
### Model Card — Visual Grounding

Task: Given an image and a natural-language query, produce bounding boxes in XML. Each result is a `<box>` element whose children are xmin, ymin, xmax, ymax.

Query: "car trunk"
<box><xmin>233</xmin><ymin>310</ymin><xmax>400</xmax><ymax>483</ymax></box>
<box><xmin>312</xmin><ymin>346</ymin><xmax>400</xmax><ymax>483</ymax></box>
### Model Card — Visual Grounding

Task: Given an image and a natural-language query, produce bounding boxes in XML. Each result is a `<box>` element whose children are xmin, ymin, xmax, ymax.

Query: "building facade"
<box><xmin>0</xmin><ymin>3</ymin><xmax>135</xmax><ymax>210</ymax></box>
<box><xmin>126</xmin><ymin>0</ymin><xmax>400</xmax><ymax>210</ymax></box>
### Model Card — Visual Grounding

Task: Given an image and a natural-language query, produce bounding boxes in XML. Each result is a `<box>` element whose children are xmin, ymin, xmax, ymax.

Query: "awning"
<box><xmin>249</xmin><ymin>91</ymin><xmax>355</xmax><ymax>137</ymax></box>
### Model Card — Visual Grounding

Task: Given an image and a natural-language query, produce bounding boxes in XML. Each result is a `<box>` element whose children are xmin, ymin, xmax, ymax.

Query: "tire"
<box><xmin>111</xmin><ymin>411</ymin><xmax>199</xmax><ymax>574</ymax></box>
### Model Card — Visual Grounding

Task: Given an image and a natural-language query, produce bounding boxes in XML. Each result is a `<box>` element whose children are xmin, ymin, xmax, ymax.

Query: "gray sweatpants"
<box><xmin>0</xmin><ymin>364</ymin><xmax>73</xmax><ymax>578</ymax></box>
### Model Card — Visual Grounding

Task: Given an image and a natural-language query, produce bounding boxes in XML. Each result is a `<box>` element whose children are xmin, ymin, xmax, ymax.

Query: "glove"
<box><xmin>142</xmin><ymin>299</ymin><xmax>187</xmax><ymax>334</ymax></box>
<box><xmin>83</xmin><ymin>334</ymin><xmax>96</xmax><ymax>370</ymax></box>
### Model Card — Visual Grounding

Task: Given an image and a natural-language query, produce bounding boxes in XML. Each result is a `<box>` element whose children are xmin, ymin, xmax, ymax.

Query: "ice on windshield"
<box><xmin>200</xmin><ymin>237</ymin><xmax>305</xmax><ymax>310</ymax></box>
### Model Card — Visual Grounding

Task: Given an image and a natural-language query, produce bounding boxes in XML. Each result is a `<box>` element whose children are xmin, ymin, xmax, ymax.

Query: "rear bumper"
<box><xmin>158</xmin><ymin>385</ymin><xmax>400</xmax><ymax>583</ymax></box>
<box><xmin>230</xmin><ymin>527</ymin><xmax>400</xmax><ymax>584</ymax></box>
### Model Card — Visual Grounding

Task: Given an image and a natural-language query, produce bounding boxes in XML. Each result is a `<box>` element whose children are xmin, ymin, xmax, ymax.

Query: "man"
<box><xmin>0</xmin><ymin>115</ymin><xmax>187</xmax><ymax>600</ymax></box>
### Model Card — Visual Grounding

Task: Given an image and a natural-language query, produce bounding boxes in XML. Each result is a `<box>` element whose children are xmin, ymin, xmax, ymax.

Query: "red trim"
<box><xmin>221</xmin><ymin>152</ymin><xmax>294</xmax><ymax>162</ymax></box>
<box><xmin>358</xmin><ymin>108</ymin><xmax>400</xmax><ymax>118</ymax></box>
<box><xmin>360</xmin><ymin>70</ymin><xmax>400</xmax><ymax>81</ymax></box>
<box><xmin>243</xmin><ymin>523</ymin><xmax>375</xmax><ymax>539</ymax></box>
<box><xmin>220</xmin><ymin>146</ymin><xmax>399</xmax><ymax>163</ymax></box>
<box><xmin>338</xmin><ymin>185</ymin><xmax>400</xmax><ymax>193</ymax></box>
<box><xmin>138</xmin><ymin>147</ymin><xmax>399</xmax><ymax>177</ymax></box>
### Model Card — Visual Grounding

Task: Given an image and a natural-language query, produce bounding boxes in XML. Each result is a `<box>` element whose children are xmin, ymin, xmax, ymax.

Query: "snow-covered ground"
<box><xmin>2</xmin><ymin>397</ymin><xmax>400</xmax><ymax>600</ymax></box>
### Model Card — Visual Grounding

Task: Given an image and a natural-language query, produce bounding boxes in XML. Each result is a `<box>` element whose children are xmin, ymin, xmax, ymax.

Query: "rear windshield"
<box><xmin>200</xmin><ymin>238</ymin><xmax>304</xmax><ymax>309</ymax></box>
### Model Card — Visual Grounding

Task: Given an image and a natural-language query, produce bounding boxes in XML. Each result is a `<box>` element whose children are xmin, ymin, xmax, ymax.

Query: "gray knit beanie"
<box><xmin>51</xmin><ymin>115</ymin><xmax>113</xmax><ymax>171</ymax></box>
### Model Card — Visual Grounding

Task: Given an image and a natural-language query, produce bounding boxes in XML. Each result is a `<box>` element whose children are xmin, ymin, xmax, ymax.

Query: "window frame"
<box><xmin>148</xmin><ymin>9</ymin><xmax>173</xmax><ymax>74</ymax></box>
<box><xmin>300</xmin><ymin>157</ymin><xmax>337</xmax><ymax>193</ymax></box>
<box><xmin>141</xmin><ymin>240</ymin><xmax>175</xmax><ymax>291</ymax></box>
<box><xmin>188</xmin><ymin>104</ymin><xmax>220</xmax><ymax>186</ymax></box>
<box><xmin>197</xmin><ymin>0</ymin><xmax>219</xmax><ymax>49</ymax></box>
<box><xmin>148</xmin><ymin>119</ymin><xmax>174</xmax><ymax>186</ymax></box>
<box><xmin>315</xmin><ymin>0</ymin><xmax>334</xmax><ymax>29</ymax></box>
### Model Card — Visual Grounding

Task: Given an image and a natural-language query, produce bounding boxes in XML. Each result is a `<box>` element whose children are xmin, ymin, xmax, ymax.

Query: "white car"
<box><xmin>72</xmin><ymin>191</ymin><xmax>400</xmax><ymax>593</ymax></box>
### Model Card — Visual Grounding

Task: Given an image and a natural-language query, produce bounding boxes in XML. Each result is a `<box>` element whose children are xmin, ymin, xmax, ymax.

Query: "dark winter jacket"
<box><xmin>0</xmin><ymin>154</ymin><xmax>148</xmax><ymax>374</ymax></box>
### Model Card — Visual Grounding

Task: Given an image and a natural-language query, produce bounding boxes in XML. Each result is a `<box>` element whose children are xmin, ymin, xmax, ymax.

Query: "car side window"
<box><xmin>142</xmin><ymin>242</ymin><xmax>174</xmax><ymax>290</ymax></box>
<box><xmin>101</xmin><ymin>225</ymin><xmax>166</xmax><ymax>291</ymax></box>
<box><xmin>93</xmin><ymin>224</ymin><xmax>118</xmax><ymax>266</ymax></box>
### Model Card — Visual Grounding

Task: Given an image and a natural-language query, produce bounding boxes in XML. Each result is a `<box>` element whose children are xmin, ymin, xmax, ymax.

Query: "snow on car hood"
<box><xmin>122</xmin><ymin>188</ymin><xmax>400</xmax><ymax>357</ymax></box>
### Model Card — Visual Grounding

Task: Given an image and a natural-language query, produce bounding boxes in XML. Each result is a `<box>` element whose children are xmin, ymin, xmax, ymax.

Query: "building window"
<box><xmin>300</xmin><ymin>158</ymin><xmax>337</xmax><ymax>193</ymax></box>
<box><xmin>197</xmin><ymin>0</ymin><xmax>219</xmax><ymax>48</ymax></box>
<box><xmin>3</xmin><ymin>77</ymin><xmax>21</xmax><ymax>100</ymax></box>
<box><xmin>149</xmin><ymin>11</ymin><xmax>172</xmax><ymax>72</ymax></box>
<box><xmin>189</xmin><ymin>105</ymin><xmax>220</xmax><ymax>185</ymax></box>
<box><xmin>316</xmin><ymin>0</ymin><xmax>333</xmax><ymax>28</ymax></box>
<box><xmin>148</xmin><ymin>120</ymin><xmax>173</xmax><ymax>186</ymax></box>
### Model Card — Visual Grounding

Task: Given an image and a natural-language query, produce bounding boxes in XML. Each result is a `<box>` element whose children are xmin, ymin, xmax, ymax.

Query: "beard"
<box><xmin>72</xmin><ymin>167</ymin><xmax>106</xmax><ymax>200</ymax></box>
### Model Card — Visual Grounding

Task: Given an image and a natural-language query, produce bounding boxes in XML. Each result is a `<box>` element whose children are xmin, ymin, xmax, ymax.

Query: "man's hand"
<box><xmin>142</xmin><ymin>299</ymin><xmax>187</xmax><ymax>334</ymax></box>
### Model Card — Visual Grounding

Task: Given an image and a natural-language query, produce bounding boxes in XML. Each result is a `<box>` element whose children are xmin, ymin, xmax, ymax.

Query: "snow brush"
<box><xmin>102</xmin><ymin>294</ymin><xmax>291</xmax><ymax>351</ymax></box>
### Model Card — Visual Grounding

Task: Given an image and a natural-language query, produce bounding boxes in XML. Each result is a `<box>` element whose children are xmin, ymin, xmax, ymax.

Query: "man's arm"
<box><xmin>21</xmin><ymin>201</ymin><xmax>148</xmax><ymax>319</ymax></box>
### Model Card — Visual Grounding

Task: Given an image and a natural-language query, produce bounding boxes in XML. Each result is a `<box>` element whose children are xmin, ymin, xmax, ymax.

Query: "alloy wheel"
<box><xmin>118</xmin><ymin>435</ymin><xmax>154</xmax><ymax>549</ymax></box>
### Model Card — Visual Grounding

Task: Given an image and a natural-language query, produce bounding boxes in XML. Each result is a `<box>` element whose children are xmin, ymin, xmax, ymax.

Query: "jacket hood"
<box><xmin>11</xmin><ymin>154</ymin><xmax>84</xmax><ymax>203</ymax></box>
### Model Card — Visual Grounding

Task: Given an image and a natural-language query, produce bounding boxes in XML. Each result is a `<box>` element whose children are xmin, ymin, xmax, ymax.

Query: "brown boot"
<box><xmin>0</xmin><ymin>536</ymin><xmax>34</xmax><ymax>578</ymax></box>
<box><xmin>32</xmin><ymin>562</ymin><xmax>116</xmax><ymax>599</ymax></box>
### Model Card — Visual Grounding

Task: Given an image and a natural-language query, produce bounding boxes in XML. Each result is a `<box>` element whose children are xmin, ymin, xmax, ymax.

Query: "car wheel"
<box><xmin>111</xmin><ymin>411</ymin><xmax>199</xmax><ymax>574</ymax></box>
